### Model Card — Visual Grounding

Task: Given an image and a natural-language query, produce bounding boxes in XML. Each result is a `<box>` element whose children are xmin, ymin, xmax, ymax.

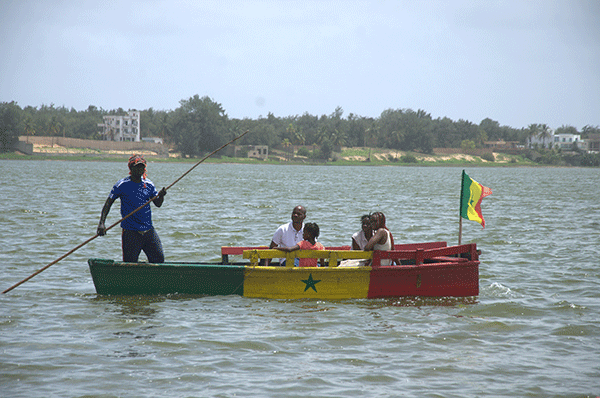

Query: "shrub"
<box><xmin>400</xmin><ymin>154</ymin><xmax>418</xmax><ymax>163</ymax></box>
<box><xmin>481</xmin><ymin>152</ymin><xmax>495</xmax><ymax>162</ymax></box>
<box><xmin>310</xmin><ymin>148</ymin><xmax>323</xmax><ymax>159</ymax></box>
<box><xmin>296</xmin><ymin>147</ymin><xmax>310</xmax><ymax>157</ymax></box>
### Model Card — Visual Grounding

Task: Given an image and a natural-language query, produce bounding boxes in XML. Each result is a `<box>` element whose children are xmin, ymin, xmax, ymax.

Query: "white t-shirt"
<box><xmin>351</xmin><ymin>230</ymin><xmax>369</xmax><ymax>250</ymax></box>
<box><xmin>271</xmin><ymin>222</ymin><xmax>304</xmax><ymax>264</ymax></box>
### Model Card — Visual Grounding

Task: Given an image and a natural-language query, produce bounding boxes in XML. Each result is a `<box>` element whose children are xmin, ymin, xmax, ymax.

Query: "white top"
<box><xmin>373</xmin><ymin>229</ymin><xmax>392</xmax><ymax>266</ymax></box>
<box><xmin>271</xmin><ymin>222</ymin><xmax>304</xmax><ymax>264</ymax></box>
<box><xmin>351</xmin><ymin>230</ymin><xmax>369</xmax><ymax>250</ymax></box>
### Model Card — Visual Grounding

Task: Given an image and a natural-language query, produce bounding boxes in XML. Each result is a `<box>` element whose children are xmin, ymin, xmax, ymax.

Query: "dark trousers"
<box><xmin>122</xmin><ymin>228</ymin><xmax>164</xmax><ymax>263</ymax></box>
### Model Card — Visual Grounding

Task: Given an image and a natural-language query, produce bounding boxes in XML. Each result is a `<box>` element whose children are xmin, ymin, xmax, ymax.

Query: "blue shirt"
<box><xmin>109</xmin><ymin>176</ymin><xmax>158</xmax><ymax>231</ymax></box>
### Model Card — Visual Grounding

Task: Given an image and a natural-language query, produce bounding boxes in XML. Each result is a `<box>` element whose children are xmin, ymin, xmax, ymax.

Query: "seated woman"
<box><xmin>364</xmin><ymin>212</ymin><xmax>395</xmax><ymax>266</ymax></box>
<box><xmin>351</xmin><ymin>214</ymin><xmax>373</xmax><ymax>250</ymax></box>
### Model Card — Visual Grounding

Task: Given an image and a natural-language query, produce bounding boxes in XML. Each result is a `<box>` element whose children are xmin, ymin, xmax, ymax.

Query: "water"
<box><xmin>1</xmin><ymin>160</ymin><xmax>599</xmax><ymax>397</ymax></box>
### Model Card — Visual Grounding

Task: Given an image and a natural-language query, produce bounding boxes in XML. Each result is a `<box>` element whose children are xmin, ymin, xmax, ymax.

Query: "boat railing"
<box><xmin>372</xmin><ymin>243</ymin><xmax>479</xmax><ymax>266</ymax></box>
<box><xmin>242</xmin><ymin>248</ymin><xmax>371</xmax><ymax>267</ymax></box>
<box><xmin>240</xmin><ymin>243</ymin><xmax>477</xmax><ymax>268</ymax></box>
<box><xmin>221</xmin><ymin>241</ymin><xmax>447</xmax><ymax>264</ymax></box>
<box><xmin>221</xmin><ymin>245</ymin><xmax>350</xmax><ymax>264</ymax></box>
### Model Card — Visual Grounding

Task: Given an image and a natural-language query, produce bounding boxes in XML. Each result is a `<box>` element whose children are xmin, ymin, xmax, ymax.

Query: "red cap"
<box><xmin>128</xmin><ymin>154</ymin><xmax>146</xmax><ymax>168</ymax></box>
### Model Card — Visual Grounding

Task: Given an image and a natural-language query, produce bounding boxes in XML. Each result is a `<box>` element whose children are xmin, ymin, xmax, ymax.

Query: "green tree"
<box><xmin>170</xmin><ymin>95</ymin><xmax>229</xmax><ymax>157</ymax></box>
<box><xmin>23</xmin><ymin>113</ymin><xmax>36</xmax><ymax>139</ymax></box>
<box><xmin>282</xmin><ymin>138</ymin><xmax>292</xmax><ymax>161</ymax></box>
<box><xmin>539</xmin><ymin>124</ymin><xmax>552</xmax><ymax>148</ymax></box>
<box><xmin>581</xmin><ymin>125</ymin><xmax>600</xmax><ymax>138</ymax></box>
<box><xmin>378</xmin><ymin>108</ymin><xmax>404</xmax><ymax>148</ymax></box>
<box><xmin>49</xmin><ymin>116</ymin><xmax>63</xmax><ymax>137</ymax></box>
<box><xmin>320</xmin><ymin>137</ymin><xmax>333</xmax><ymax>160</ymax></box>
<box><xmin>555</xmin><ymin>125</ymin><xmax>579</xmax><ymax>135</ymax></box>
<box><xmin>461</xmin><ymin>140</ymin><xmax>476</xmax><ymax>151</ymax></box>
<box><xmin>527</xmin><ymin>123</ymin><xmax>541</xmax><ymax>147</ymax></box>
<box><xmin>345</xmin><ymin>114</ymin><xmax>370</xmax><ymax>147</ymax></box>
<box><xmin>0</xmin><ymin>102</ymin><xmax>23</xmax><ymax>152</ymax></box>
<box><xmin>479</xmin><ymin>118</ymin><xmax>502</xmax><ymax>141</ymax></box>
<box><xmin>431</xmin><ymin>117</ymin><xmax>459</xmax><ymax>148</ymax></box>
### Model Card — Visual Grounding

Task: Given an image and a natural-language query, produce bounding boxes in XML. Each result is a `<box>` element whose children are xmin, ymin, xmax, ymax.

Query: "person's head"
<box><xmin>370</xmin><ymin>212</ymin><xmax>387</xmax><ymax>230</ymax></box>
<box><xmin>291</xmin><ymin>205</ymin><xmax>306</xmax><ymax>225</ymax></box>
<box><xmin>303</xmin><ymin>222</ymin><xmax>320</xmax><ymax>241</ymax></box>
<box><xmin>128</xmin><ymin>154</ymin><xmax>147</xmax><ymax>178</ymax></box>
<box><xmin>360</xmin><ymin>214</ymin><xmax>371</xmax><ymax>233</ymax></box>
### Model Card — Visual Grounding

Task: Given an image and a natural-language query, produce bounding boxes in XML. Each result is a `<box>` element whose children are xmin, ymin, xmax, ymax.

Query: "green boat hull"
<box><xmin>88</xmin><ymin>259</ymin><xmax>246</xmax><ymax>295</ymax></box>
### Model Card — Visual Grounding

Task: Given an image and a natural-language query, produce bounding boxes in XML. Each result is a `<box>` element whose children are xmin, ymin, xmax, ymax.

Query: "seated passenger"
<box><xmin>351</xmin><ymin>214</ymin><xmax>373</xmax><ymax>250</ymax></box>
<box><xmin>277</xmin><ymin>222</ymin><xmax>325</xmax><ymax>267</ymax></box>
<box><xmin>364</xmin><ymin>212</ymin><xmax>395</xmax><ymax>266</ymax></box>
<box><xmin>268</xmin><ymin>205</ymin><xmax>306</xmax><ymax>266</ymax></box>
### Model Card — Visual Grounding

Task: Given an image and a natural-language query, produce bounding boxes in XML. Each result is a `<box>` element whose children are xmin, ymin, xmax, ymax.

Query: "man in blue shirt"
<box><xmin>97</xmin><ymin>154</ymin><xmax>167</xmax><ymax>263</ymax></box>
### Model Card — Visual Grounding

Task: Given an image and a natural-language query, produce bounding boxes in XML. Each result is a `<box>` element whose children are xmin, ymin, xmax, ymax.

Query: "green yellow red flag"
<box><xmin>460</xmin><ymin>170</ymin><xmax>492</xmax><ymax>228</ymax></box>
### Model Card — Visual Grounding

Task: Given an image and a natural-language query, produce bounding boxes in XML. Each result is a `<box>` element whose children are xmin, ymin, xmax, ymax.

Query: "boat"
<box><xmin>88</xmin><ymin>241</ymin><xmax>479</xmax><ymax>299</ymax></box>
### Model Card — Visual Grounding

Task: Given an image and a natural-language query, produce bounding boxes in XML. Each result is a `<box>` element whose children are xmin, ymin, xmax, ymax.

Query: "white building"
<box><xmin>528</xmin><ymin>133</ymin><xmax>554</xmax><ymax>148</ymax></box>
<box><xmin>98</xmin><ymin>110</ymin><xmax>140</xmax><ymax>141</ymax></box>
<box><xmin>553</xmin><ymin>134</ymin><xmax>582</xmax><ymax>150</ymax></box>
<box><xmin>234</xmin><ymin>145</ymin><xmax>269</xmax><ymax>160</ymax></box>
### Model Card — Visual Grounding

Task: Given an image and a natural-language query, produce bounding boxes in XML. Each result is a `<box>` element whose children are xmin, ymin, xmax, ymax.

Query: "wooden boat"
<box><xmin>88</xmin><ymin>241</ymin><xmax>479</xmax><ymax>299</ymax></box>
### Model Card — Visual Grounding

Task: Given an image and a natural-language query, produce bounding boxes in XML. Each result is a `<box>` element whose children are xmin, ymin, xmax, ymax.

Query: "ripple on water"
<box><xmin>2</xmin><ymin>163</ymin><xmax>600</xmax><ymax>397</ymax></box>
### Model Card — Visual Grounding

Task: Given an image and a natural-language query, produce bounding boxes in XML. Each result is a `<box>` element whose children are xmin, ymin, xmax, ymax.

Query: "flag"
<box><xmin>460</xmin><ymin>170</ymin><xmax>492</xmax><ymax>228</ymax></box>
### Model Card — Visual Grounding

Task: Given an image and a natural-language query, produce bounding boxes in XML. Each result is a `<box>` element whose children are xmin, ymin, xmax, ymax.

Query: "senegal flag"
<box><xmin>460</xmin><ymin>170</ymin><xmax>492</xmax><ymax>228</ymax></box>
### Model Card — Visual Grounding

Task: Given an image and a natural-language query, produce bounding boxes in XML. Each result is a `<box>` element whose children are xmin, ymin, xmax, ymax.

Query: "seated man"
<box><xmin>268</xmin><ymin>205</ymin><xmax>306</xmax><ymax>265</ymax></box>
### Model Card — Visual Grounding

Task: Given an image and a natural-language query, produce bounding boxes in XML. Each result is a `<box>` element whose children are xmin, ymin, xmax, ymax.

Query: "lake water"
<box><xmin>1</xmin><ymin>159</ymin><xmax>599</xmax><ymax>398</ymax></box>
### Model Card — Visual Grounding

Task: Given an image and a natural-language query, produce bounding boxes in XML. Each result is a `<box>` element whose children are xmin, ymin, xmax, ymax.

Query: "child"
<box><xmin>278</xmin><ymin>222</ymin><xmax>324</xmax><ymax>267</ymax></box>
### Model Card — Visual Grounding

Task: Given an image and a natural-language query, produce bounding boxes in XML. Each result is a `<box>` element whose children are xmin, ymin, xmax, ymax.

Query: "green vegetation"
<box><xmin>401</xmin><ymin>154</ymin><xmax>418</xmax><ymax>163</ymax></box>
<box><xmin>480</xmin><ymin>152</ymin><xmax>495</xmax><ymax>162</ymax></box>
<box><xmin>2</xmin><ymin>97</ymin><xmax>599</xmax><ymax>166</ymax></box>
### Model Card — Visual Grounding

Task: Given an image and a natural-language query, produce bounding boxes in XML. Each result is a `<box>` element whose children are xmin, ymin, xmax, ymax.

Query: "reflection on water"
<box><xmin>92</xmin><ymin>295</ymin><xmax>166</xmax><ymax>319</ymax></box>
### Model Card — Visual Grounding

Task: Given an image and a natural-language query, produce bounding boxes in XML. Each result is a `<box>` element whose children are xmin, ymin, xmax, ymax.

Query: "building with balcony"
<box><xmin>553</xmin><ymin>134</ymin><xmax>582</xmax><ymax>150</ymax></box>
<box><xmin>98</xmin><ymin>110</ymin><xmax>141</xmax><ymax>141</ymax></box>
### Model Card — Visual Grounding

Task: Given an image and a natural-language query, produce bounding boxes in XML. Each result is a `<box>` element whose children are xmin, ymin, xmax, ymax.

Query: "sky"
<box><xmin>1</xmin><ymin>0</ymin><xmax>599</xmax><ymax>130</ymax></box>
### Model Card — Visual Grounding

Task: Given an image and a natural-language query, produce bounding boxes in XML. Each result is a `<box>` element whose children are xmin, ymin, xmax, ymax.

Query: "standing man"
<box><xmin>97</xmin><ymin>154</ymin><xmax>167</xmax><ymax>263</ymax></box>
<box><xmin>268</xmin><ymin>205</ymin><xmax>306</xmax><ymax>265</ymax></box>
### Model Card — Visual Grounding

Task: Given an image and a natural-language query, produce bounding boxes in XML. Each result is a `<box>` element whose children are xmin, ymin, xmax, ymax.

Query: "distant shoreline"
<box><xmin>0</xmin><ymin>150</ymin><xmax>538</xmax><ymax>167</ymax></box>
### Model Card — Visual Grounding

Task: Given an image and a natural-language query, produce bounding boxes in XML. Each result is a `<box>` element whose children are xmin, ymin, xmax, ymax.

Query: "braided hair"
<box><xmin>370</xmin><ymin>212</ymin><xmax>394</xmax><ymax>249</ymax></box>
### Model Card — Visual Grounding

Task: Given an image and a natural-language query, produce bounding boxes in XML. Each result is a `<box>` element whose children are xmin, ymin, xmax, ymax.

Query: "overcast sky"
<box><xmin>1</xmin><ymin>0</ymin><xmax>599</xmax><ymax>130</ymax></box>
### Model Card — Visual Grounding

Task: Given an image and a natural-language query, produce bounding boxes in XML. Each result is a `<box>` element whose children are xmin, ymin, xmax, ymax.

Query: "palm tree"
<box><xmin>282</xmin><ymin>138</ymin><xmax>292</xmax><ymax>161</ymax></box>
<box><xmin>24</xmin><ymin>116</ymin><xmax>36</xmax><ymax>142</ymax></box>
<box><xmin>329</xmin><ymin>129</ymin><xmax>346</xmax><ymax>150</ymax></box>
<box><xmin>539</xmin><ymin>124</ymin><xmax>553</xmax><ymax>148</ymax></box>
<box><xmin>527</xmin><ymin>124</ymin><xmax>540</xmax><ymax>148</ymax></box>
<box><xmin>49</xmin><ymin>116</ymin><xmax>63</xmax><ymax>138</ymax></box>
<box><xmin>293</xmin><ymin>130</ymin><xmax>305</xmax><ymax>146</ymax></box>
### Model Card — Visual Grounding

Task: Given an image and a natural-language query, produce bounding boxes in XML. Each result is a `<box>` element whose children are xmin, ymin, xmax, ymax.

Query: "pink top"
<box><xmin>297</xmin><ymin>240</ymin><xmax>325</xmax><ymax>267</ymax></box>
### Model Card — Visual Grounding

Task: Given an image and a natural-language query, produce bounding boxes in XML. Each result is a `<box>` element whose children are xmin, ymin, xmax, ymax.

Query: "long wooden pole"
<box><xmin>2</xmin><ymin>130</ymin><xmax>249</xmax><ymax>294</ymax></box>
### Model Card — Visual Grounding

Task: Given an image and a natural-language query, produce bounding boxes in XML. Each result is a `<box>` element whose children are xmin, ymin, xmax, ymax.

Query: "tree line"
<box><xmin>2</xmin><ymin>95</ymin><xmax>599</xmax><ymax>159</ymax></box>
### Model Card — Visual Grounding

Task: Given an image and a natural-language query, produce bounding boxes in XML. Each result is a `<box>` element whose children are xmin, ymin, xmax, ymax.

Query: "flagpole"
<box><xmin>459</xmin><ymin>169</ymin><xmax>465</xmax><ymax>245</ymax></box>
<box><xmin>458</xmin><ymin>216</ymin><xmax>462</xmax><ymax>245</ymax></box>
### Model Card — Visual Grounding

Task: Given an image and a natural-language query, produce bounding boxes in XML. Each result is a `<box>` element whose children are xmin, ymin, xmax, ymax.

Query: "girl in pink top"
<box><xmin>278</xmin><ymin>222</ymin><xmax>324</xmax><ymax>267</ymax></box>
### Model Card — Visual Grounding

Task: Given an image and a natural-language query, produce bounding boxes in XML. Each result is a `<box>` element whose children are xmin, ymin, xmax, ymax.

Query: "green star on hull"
<box><xmin>301</xmin><ymin>273</ymin><xmax>321</xmax><ymax>292</ymax></box>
